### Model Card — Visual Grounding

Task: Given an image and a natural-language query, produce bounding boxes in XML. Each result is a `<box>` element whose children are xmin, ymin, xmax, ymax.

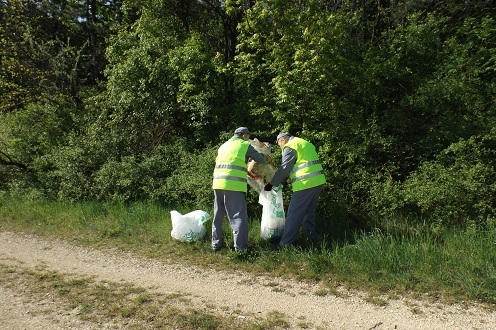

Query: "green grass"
<box><xmin>1</xmin><ymin>192</ymin><xmax>495</xmax><ymax>309</ymax></box>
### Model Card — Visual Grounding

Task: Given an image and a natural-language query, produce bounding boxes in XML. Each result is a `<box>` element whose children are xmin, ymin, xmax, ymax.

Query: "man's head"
<box><xmin>276</xmin><ymin>132</ymin><xmax>291</xmax><ymax>148</ymax></box>
<box><xmin>234</xmin><ymin>127</ymin><xmax>251</xmax><ymax>140</ymax></box>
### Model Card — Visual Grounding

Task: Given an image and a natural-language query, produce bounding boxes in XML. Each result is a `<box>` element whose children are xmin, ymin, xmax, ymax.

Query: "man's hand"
<box><xmin>264</xmin><ymin>183</ymin><xmax>273</xmax><ymax>191</ymax></box>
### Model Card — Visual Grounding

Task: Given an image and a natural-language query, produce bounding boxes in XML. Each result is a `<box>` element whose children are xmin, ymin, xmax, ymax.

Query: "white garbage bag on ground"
<box><xmin>259</xmin><ymin>188</ymin><xmax>285</xmax><ymax>241</ymax></box>
<box><xmin>170</xmin><ymin>210</ymin><xmax>211</xmax><ymax>242</ymax></box>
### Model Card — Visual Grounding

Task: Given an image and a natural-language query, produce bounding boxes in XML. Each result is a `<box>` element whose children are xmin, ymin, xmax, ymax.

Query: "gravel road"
<box><xmin>0</xmin><ymin>231</ymin><xmax>494</xmax><ymax>329</ymax></box>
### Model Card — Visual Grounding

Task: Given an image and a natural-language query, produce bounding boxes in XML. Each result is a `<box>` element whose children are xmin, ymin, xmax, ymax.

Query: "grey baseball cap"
<box><xmin>234</xmin><ymin>127</ymin><xmax>251</xmax><ymax>134</ymax></box>
<box><xmin>276</xmin><ymin>132</ymin><xmax>291</xmax><ymax>141</ymax></box>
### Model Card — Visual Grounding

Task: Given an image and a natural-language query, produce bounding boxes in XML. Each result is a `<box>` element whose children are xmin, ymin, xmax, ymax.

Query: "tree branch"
<box><xmin>0</xmin><ymin>150</ymin><xmax>29</xmax><ymax>171</ymax></box>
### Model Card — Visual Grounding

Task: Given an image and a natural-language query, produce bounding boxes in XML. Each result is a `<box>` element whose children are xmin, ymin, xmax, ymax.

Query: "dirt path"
<box><xmin>0</xmin><ymin>231</ymin><xmax>494</xmax><ymax>330</ymax></box>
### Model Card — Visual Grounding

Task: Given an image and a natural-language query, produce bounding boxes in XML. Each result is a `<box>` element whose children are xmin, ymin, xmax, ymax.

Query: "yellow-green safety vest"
<box><xmin>212</xmin><ymin>137</ymin><xmax>250</xmax><ymax>192</ymax></box>
<box><xmin>285</xmin><ymin>137</ymin><xmax>326</xmax><ymax>192</ymax></box>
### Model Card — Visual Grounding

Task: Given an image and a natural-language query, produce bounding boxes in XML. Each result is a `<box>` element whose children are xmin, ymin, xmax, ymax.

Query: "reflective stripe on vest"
<box><xmin>212</xmin><ymin>138</ymin><xmax>250</xmax><ymax>192</ymax></box>
<box><xmin>285</xmin><ymin>137</ymin><xmax>326</xmax><ymax>192</ymax></box>
<box><xmin>290</xmin><ymin>160</ymin><xmax>322</xmax><ymax>175</ymax></box>
<box><xmin>215</xmin><ymin>164</ymin><xmax>247</xmax><ymax>171</ymax></box>
<box><xmin>290</xmin><ymin>170</ymin><xmax>325</xmax><ymax>183</ymax></box>
<box><xmin>213</xmin><ymin>175</ymin><xmax>247</xmax><ymax>182</ymax></box>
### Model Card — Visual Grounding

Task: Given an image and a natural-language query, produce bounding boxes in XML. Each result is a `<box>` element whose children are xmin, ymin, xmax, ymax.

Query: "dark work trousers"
<box><xmin>279</xmin><ymin>185</ymin><xmax>323</xmax><ymax>246</ymax></box>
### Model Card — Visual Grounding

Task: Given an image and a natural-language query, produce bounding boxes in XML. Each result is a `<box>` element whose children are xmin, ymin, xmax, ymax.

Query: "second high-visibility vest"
<box><xmin>285</xmin><ymin>137</ymin><xmax>326</xmax><ymax>192</ymax></box>
<box><xmin>212</xmin><ymin>137</ymin><xmax>250</xmax><ymax>192</ymax></box>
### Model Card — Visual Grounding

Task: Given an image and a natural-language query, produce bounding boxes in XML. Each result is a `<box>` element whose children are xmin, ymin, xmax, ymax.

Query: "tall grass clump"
<box><xmin>328</xmin><ymin>228</ymin><xmax>496</xmax><ymax>303</ymax></box>
<box><xmin>0</xmin><ymin>192</ymin><xmax>169</xmax><ymax>250</ymax></box>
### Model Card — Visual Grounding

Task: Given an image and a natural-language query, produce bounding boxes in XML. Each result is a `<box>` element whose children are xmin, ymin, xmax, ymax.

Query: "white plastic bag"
<box><xmin>258</xmin><ymin>188</ymin><xmax>285</xmax><ymax>241</ymax></box>
<box><xmin>170</xmin><ymin>210</ymin><xmax>211</xmax><ymax>242</ymax></box>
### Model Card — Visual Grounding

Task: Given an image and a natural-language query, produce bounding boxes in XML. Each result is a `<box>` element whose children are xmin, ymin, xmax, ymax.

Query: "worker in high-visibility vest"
<box><xmin>264</xmin><ymin>133</ymin><xmax>326</xmax><ymax>247</ymax></box>
<box><xmin>212</xmin><ymin>127</ymin><xmax>268</xmax><ymax>252</ymax></box>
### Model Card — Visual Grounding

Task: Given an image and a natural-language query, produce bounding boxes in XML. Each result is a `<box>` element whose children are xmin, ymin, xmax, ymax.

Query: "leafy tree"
<box><xmin>1</xmin><ymin>0</ymin><xmax>80</xmax><ymax>112</ymax></box>
<box><xmin>0</xmin><ymin>0</ymin><xmax>138</xmax><ymax>112</ymax></box>
<box><xmin>97</xmin><ymin>0</ymin><xmax>247</xmax><ymax>157</ymax></box>
<box><xmin>169</xmin><ymin>33</ymin><xmax>231</xmax><ymax>143</ymax></box>
<box><xmin>0</xmin><ymin>0</ymin><xmax>138</xmax><ymax>192</ymax></box>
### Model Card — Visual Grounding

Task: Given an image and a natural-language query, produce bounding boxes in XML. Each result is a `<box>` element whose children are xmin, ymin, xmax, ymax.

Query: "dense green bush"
<box><xmin>155</xmin><ymin>144</ymin><xmax>217</xmax><ymax>210</ymax></box>
<box><xmin>90</xmin><ymin>142</ymin><xmax>186</xmax><ymax>204</ymax></box>
<box><xmin>371</xmin><ymin>136</ymin><xmax>496</xmax><ymax>230</ymax></box>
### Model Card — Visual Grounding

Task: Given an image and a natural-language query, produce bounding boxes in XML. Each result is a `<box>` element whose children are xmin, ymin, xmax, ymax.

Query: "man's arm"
<box><xmin>246</xmin><ymin>145</ymin><xmax>267</xmax><ymax>164</ymax></box>
<box><xmin>269</xmin><ymin>147</ymin><xmax>296</xmax><ymax>186</ymax></box>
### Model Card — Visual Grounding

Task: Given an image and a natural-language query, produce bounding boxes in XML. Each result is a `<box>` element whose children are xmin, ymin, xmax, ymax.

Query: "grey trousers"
<box><xmin>279</xmin><ymin>185</ymin><xmax>323</xmax><ymax>246</ymax></box>
<box><xmin>212</xmin><ymin>190</ymin><xmax>249</xmax><ymax>251</ymax></box>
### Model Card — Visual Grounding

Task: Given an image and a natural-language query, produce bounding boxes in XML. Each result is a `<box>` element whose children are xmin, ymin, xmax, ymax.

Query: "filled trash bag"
<box><xmin>259</xmin><ymin>188</ymin><xmax>285</xmax><ymax>241</ymax></box>
<box><xmin>170</xmin><ymin>210</ymin><xmax>211</xmax><ymax>242</ymax></box>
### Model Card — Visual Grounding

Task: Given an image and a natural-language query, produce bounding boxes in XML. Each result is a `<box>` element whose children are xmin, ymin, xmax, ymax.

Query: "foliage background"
<box><xmin>1</xmin><ymin>0</ymin><xmax>496</xmax><ymax>240</ymax></box>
